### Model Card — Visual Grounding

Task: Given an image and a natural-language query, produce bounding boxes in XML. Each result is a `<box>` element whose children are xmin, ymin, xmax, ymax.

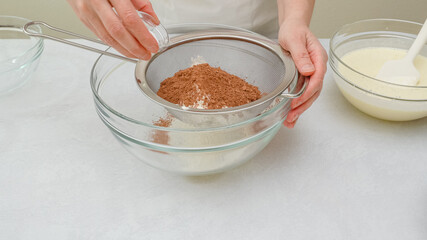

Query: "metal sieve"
<box><xmin>136</xmin><ymin>26</ymin><xmax>307</xmax><ymax>127</ymax></box>
<box><xmin>24</xmin><ymin>16</ymin><xmax>306</xmax><ymax>127</ymax></box>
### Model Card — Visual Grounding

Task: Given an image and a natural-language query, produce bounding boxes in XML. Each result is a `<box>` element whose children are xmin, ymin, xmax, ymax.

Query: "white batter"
<box><xmin>337</xmin><ymin>47</ymin><xmax>427</xmax><ymax>121</ymax></box>
<box><xmin>341</xmin><ymin>47</ymin><xmax>427</xmax><ymax>87</ymax></box>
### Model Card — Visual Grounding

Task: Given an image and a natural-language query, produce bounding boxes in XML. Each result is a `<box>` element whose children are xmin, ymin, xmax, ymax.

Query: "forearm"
<box><xmin>277</xmin><ymin>0</ymin><xmax>315</xmax><ymax>26</ymax></box>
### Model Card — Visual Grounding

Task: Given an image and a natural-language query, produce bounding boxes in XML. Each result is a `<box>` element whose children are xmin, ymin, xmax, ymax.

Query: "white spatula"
<box><xmin>376</xmin><ymin>18</ymin><xmax>427</xmax><ymax>86</ymax></box>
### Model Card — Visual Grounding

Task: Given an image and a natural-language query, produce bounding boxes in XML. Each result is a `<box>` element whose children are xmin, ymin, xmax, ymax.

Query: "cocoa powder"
<box><xmin>150</xmin><ymin>114</ymin><xmax>173</xmax><ymax>145</ymax></box>
<box><xmin>153</xmin><ymin>113</ymin><xmax>173</xmax><ymax>127</ymax></box>
<box><xmin>157</xmin><ymin>63</ymin><xmax>261</xmax><ymax>109</ymax></box>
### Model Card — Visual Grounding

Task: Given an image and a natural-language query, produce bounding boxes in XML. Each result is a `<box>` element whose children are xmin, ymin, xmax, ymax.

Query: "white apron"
<box><xmin>151</xmin><ymin>0</ymin><xmax>279</xmax><ymax>38</ymax></box>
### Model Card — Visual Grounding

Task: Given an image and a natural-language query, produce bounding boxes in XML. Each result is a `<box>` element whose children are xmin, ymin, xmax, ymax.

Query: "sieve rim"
<box><xmin>135</xmin><ymin>30</ymin><xmax>298</xmax><ymax>115</ymax></box>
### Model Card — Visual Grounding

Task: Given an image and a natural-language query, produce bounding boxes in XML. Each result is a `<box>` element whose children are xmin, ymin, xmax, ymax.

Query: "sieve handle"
<box><xmin>23</xmin><ymin>21</ymin><xmax>138</xmax><ymax>63</ymax></box>
<box><xmin>281</xmin><ymin>75</ymin><xmax>308</xmax><ymax>99</ymax></box>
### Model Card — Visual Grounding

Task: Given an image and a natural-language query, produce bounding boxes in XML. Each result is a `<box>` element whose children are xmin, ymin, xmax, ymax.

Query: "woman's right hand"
<box><xmin>67</xmin><ymin>0</ymin><xmax>159</xmax><ymax>60</ymax></box>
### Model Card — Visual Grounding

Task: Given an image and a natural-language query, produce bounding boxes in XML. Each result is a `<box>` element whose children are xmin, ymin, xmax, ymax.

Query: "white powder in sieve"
<box><xmin>190</xmin><ymin>55</ymin><xmax>207</xmax><ymax>66</ymax></box>
<box><xmin>180</xmin><ymin>55</ymin><xmax>230</xmax><ymax>110</ymax></box>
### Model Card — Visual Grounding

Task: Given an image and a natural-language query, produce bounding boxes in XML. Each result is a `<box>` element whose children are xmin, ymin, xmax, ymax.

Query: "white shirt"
<box><xmin>151</xmin><ymin>0</ymin><xmax>279</xmax><ymax>38</ymax></box>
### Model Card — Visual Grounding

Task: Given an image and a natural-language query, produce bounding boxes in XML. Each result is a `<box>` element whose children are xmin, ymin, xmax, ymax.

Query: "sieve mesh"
<box><xmin>145</xmin><ymin>38</ymin><xmax>286</xmax><ymax>94</ymax></box>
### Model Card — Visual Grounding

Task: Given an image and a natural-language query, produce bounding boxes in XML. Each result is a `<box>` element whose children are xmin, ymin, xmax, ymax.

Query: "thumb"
<box><xmin>132</xmin><ymin>0</ymin><xmax>160</xmax><ymax>25</ymax></box>
<box><xmin>287</xmin><ymin>41</ymin><xmax>315</xmax><ymax>76</ymax></box>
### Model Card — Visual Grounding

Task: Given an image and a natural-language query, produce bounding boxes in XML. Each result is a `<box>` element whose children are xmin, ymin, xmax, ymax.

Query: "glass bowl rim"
<box><xmin>0</xmin><ymin>45</ymin><xmax>44</xmax><ymax>75</ymax></box>
<box><xmin>0</xmin><ymin>15</ymin><xmax>44</xmax><ymax>63</ymax></box>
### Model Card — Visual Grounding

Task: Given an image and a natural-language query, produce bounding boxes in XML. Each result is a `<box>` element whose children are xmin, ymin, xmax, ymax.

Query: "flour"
<box><xmin>190</xmin><ymin>55</ymin><xmax>207</xmax><ymax>66</ymax></box>
<box><xmin>151</xmin><ymin>92</ymin><xmax>284</xmax><ymax>173</ymax></box>
<box><xmin>180</xmin><ymin>55</ymin><xmax>233</xmax><ymax>110</ymax></box>
<box><xmin>161</xmin><ymin>116</ymin><xmax>260</xmax><ymax>173</ymax></box>
<box><xmin>183</xmin><ymin>55</ymin><xmax>217</xmax><ymax>109</ymax></box>
<box><xmin>182</xmin><ymin>83</ymin><xmax>211</xmax><ymax>109</ymax></box>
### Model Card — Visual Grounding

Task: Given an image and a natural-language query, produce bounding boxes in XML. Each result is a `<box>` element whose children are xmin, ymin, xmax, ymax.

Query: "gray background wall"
<box><xmin>1</xmin><ymin>0</ymin><xmax>426</xmax><ymax>38</ymax></box>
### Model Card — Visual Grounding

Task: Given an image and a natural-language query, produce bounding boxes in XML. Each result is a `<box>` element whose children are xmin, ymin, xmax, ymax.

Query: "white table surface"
<box><xmin>1</xmin><ymin>39</ymin><xmax>426</xmax><ymax>240</ymax></box>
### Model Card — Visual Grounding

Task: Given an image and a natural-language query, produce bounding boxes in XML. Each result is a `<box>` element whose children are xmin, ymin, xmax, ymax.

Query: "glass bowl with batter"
<box><xmin>329</xmin><ymin>18</ymin><xmax>427</xmax><ymax>121</ymax></box>
<box><xmin>90</xmin><ymin>24</ymin><xmax>299</xmax><ymax>175</ymax></box>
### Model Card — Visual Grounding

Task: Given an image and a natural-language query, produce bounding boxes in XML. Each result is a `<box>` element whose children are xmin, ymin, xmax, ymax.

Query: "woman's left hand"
<box><xmin>278</xmin><ymin>19</ymin><xmax>328</xmax><ymax>128</ymax></box>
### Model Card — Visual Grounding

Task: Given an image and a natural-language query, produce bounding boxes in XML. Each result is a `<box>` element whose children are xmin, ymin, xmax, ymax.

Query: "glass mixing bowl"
<box><xmin>90</xmin><ymin>24</ymin><xmax>298</xmax><ymax>175</ymax></box>
<box><xmin>0</xmin><ymin>16</ymin><xmax>44</xmax><ymax>95</ymax></box>
<box><xmin>329</xmin><ymin>19</ymin><xmax>427</xmax><ymax>121</ymax></box>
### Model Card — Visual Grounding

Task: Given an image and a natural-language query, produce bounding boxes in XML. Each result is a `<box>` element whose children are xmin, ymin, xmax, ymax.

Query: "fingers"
<box><xmin>92</xmin><ymin>0</ymin><xmax>152</xmax><ymax>60</ymax></box>
<box><xmin>284</xmin><ymin>56</ymin><xmax>325</xmax><ymax>129</ymax></box>
<box><xmin>278</xmin><ymin>22</ymin><xmax>328</xmax><ymax>129</ymax></box>
<box><xmin>110</xmin><ymin>0</ymin><xmax>159</xmax><ymax>53</ymax></box>
<box><xmin>67</xmin><ymin>0</ymin><xmax>160</xmax><ymax>60</ymax></box>
<box><xmin>131</xmin><ymin>0</ymin><xmax>160</xmax><ymax>24</ymax></box>
<box><xmin>67</xmin><ymin>0</ymin><xmax>139</xmax><ymax>58</ymax></box>
<box><xmin>289</xmin><ymin>37</ymin><xmax>327</xmax><ymax>109</ymax></box>
<box><xmin>283</xmin><ymin>90</ymin><xmax>321</xmax><ymax>128</ymax></box>
<box><xmin>280</xmin><ymin>34</ymin><xmax>315</xmax><ymax>76</ymax></box>
<box><xmin>85</xmin><ymin>6</ymin><xmax>139</xmax><ymax>58</ymax></box>
<box><xmin>282</xmin><ymin>43</ymin><xmax>326</xmax><ymax>128</ymax></box>
<box><xmin>291</xmin><ymin>70</ymin><xmax>323</xmax><ymax>109</ymax></box>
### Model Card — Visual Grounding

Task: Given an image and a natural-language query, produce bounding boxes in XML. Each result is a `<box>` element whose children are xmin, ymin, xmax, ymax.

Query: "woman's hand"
<box><xmin>67</xmin><ymin>0</ymin><xmax>159</xmax><ymax>60</ymax></box>
<box><xmin>278</xmin><ymin>18</ymin><xmax>328</xmax><ymax>128</ymax></box>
